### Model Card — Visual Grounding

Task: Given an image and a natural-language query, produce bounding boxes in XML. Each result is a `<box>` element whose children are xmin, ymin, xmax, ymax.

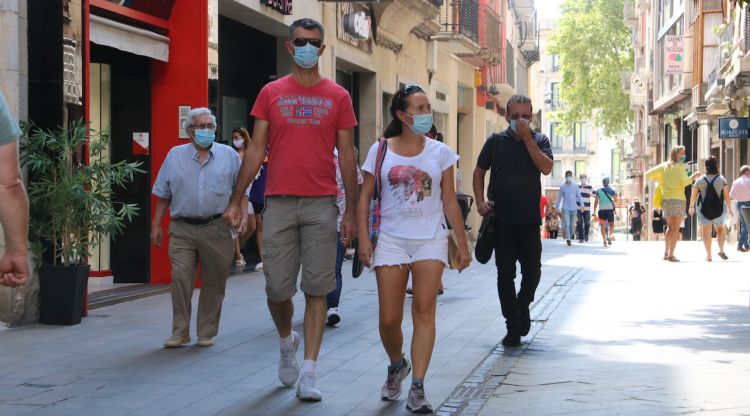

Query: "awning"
<box><xmin>90</xmin><ymin>15</ymin><xmax>169</xmax><ymax>62</ymax></box>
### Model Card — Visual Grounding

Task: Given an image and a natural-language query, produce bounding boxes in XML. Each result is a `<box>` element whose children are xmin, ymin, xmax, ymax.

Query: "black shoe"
<box><xmin>566</xmin><ymin>239</ymin><xmax>571</xmax><ymax>246</ymax></box>
<box><xmin>519</xmin><ymin>306</ymin><xmax>531</xmax><ymax>336</ymax></box>
<box><xmin>578</xmin><ymin>239</ymin><xmax>584</xmax><ymax>243</ymax></box>
<box><xmin>502</xmin><ymin>332</ymin><xmax>521</xmax><ymax>347</ymax></box>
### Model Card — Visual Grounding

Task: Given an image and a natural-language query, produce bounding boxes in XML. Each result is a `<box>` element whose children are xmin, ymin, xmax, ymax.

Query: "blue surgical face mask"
<box><xmin>679</xmin><ymin>154</ymin><xmax>687</xmax><ymax>163</ymax></box>
<box><xmin>293</xmin><ymin>44</ymin><xmax>320</xmax><ymax>69</ymax></box>
<box><xmin>510</xmin><ymin>119</ymin><xmax>518</xmax><ymax>132</ymax></box>
<box><xmin>194</xmin><ymin>129</ymin><xmax>215</xmax><ymax>148</ymax></box>
<box><xmin>581</xmin><ymin>178</ymin><xmax>588</xmax><ymax>185</ymax></box>
<box><xmin>406</xmin><ymin>112</ymin><xmax>433</xmax><ymax>135</ymax></box>
<box><xmin>565</xmin><ymin>176</ymin><xmax>573</xmax><ymax>183</ymax></box>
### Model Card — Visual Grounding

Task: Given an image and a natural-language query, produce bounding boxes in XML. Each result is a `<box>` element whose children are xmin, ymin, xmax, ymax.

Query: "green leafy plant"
<box><xmin>547</xmin><ymin>0</ymin><xmax>634</xmax><ymax>136</ymax></box>
<box><xmin>20</xmin><ymin>120</ymin><xmax>144</xmax><ymax>267</ymax></box>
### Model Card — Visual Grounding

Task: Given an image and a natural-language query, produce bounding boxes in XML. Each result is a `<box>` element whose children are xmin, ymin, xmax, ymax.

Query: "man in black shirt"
<box><xmin>472</xmin><ymin>95</ymin><xmax>553</xmax><ymax>347</ymax></box>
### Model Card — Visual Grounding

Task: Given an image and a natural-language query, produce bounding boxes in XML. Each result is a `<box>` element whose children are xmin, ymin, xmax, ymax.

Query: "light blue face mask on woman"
<box><xmin>194</xmin><ymin>129</ymin><xmax>215</xmax><ymax>148</ymax></box>
<box><xmin>679</xmin><ymin>155</ymin><xmax>687</xmax><ymax>163</ymax></box>
<box><xmin>405</xmin><ymin>112</ymin><xmax>433</xmax><ymax>135</ymax></box>
<box><xmin>293</xmin><ymin>44</ymin><xmax>320</xmax><ymax>69</ymax></box>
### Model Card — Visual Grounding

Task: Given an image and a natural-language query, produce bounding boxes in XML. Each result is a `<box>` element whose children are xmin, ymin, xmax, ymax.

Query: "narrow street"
<box><xmin>1</xmin><ymin>237</ymin><xmax>748</xmax><ymax>415</ymax></box>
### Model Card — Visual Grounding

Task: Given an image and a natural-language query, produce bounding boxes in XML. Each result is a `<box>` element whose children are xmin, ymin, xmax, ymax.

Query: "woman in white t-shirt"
<box><xmin>357</xmin><ymin>84</ymin><xmax>471</xmax><ymax>413</ymax></box>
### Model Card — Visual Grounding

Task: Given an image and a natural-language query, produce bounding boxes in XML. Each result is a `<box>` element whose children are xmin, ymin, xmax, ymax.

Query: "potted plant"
<box><xmin>20</xmin><ymin>120</ymin><xmax>144</xmax><ymax>325</ymax></box>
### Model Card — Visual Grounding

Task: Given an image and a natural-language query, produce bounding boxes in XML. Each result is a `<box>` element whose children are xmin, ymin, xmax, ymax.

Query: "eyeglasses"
<box><xmin>292</xmin><ymin>38</ymin><xmax>322</xmax><ymax>48</ymax></box>
<box><xmin>508</xmin><ymin>113</ymin><xmax>533</xmax><ymax>121</ymax></box>
<box><xmin>191</xmin><ymin>123</ymin><xmax>216</xmax><ymax>130</ymax></box>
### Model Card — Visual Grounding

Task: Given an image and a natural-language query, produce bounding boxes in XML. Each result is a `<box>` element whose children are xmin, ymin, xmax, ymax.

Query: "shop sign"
<box><xmin>132</xmin><ymin>132</ymin><xmax>149</xmax><ymax>155</ymax></box>
<box><xmin>664</xmin><ymin>35</ymin><xmax>683</xmax><ymax>75</ymax></box>
<box><xmin>261</xmin><ymin>0</ymin><xmax>292</xmax><ymax>15</ymax></box>
<box><xmin>179</xmin><ymin>106</ymin><xmax>191</xmax><ymax>139</ymax></box>
<box><xmin>719</xmin><ymin>117</ymin><xmax>749</xmax><ymax>139</ymax></box>
<box><xmin>342</xmin><ymin>12</ymin><xmax>369</xmax><ymax>39</ymax></box>
<box><xmin>630</xmin><ymin>73</ymin><xmax>647</xmax><ymax>105</ymax></box>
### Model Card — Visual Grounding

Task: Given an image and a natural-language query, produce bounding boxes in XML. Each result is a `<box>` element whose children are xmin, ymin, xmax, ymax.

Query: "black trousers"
<box><xmin>494</xmin><ymin>223</ymin><xmax>542</xmax><ymax>332</ymax></box>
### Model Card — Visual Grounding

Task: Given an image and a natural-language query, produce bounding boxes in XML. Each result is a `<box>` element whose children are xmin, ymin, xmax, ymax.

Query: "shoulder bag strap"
<box><xmin>373</xmin><ymin>137</ymin><xmax>388</xmax><ymax>201</ymax></box>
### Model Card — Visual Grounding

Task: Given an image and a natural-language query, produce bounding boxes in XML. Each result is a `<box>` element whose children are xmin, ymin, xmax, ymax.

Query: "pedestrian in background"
<box><xmin>646</xmin><ymin>146</ymin><xmax>701</xmax><ymax>262</ymax></box>
<box><xmin>592</xmin><ymin>177</ymin><xmax>617</xmax><ymax>247</ymax></box>
<box><xmin>326</xmin><ymin>147</ymin><xmax>363</xmax><ymax>327</ymax></box>
<box><xmin>577</xmin><ymin>173</ymin><xmax>593</xmax><ymax>242</ymax></box>
<box><xmin>230</xmin><ymin>126</ymin><xmax>256</xmax><ymax>267</ymax></box>
<box><xmin>357</xmin><ymin>84</ymin><xmax>470</xmax><ymax>414</ymax></box>
<box><xmin>729</xmin><ymin>164</ymin><xmax>750</xmax><ymax>252</ymax></box>
<box><xmin>0</xmin><ymin>91</ymin><xmax>29</xmax><ymax>288</ymax></box>
<box><xmin>473</xmin><ymin>94</ymin><xmax>553</xmax><ymax>348</ymax></box>
<box><xmin>545</xmin><ymin>207</ymin><xmax>559</xmax><ymax>239</ymax></box>
<box><xmin>688</xmin><ymin>156</ymin><xmax>732</xmax><ymax>261</ymax></box>
<box><xmin>151</xmin><ymin>107</ymin><xmax>241</xmax><ymax>348</ymax></box>
<box><xmin>248</xmin><ymin>154</ymin><xmax>267</xmax><ymax>271</ymax></box>
<box><xmin>555</xmin><ymin>170</ymin><xmax>583</xmax><ymax>246</ymax></box>
<box><xmin>629</xmin><ymin>198</ymin><xmax>645</xmax><ymax>241</ymax></box>
<box><xmin>223</xmin><ymin>18</ymin><xmax>360</xmax><ymax>402</ymax></box>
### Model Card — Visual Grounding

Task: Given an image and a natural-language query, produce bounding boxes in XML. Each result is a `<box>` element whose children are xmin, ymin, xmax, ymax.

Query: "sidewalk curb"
<box><xmin>435</xmin><ymin>262</ymin><xmax>589</xmax><ymax>416</ymax></box>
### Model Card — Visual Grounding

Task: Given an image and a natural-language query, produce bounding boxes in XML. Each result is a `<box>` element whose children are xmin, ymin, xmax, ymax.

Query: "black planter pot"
<box><xmin>39</xmin><ymin>264</ymin><xmax>90</xmax><ymax>325</ymax></box>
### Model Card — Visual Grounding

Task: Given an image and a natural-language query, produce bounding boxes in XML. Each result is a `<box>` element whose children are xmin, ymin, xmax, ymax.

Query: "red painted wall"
<box><xmin>149</xmin><ymin>1</ymin><xmax>209</xmax><ymax>284</ymax></box>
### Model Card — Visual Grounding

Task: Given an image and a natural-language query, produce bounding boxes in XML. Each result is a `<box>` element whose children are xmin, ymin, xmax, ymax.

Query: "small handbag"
<box><xmin>352</xmin><ymin>138</ymin><xmax>388</xmax><ymax>277</ymax></box>
<box><xmin>474</xmin><ymin>213</ymin><xmax>495</xmax><ymax>264</ymax></box>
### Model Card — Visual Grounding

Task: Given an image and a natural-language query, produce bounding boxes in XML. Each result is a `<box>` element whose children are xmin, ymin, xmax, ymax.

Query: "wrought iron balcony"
<box><xmin>433</xmin><ymin>0</ymin><xmax>481</xmax><ymax>56</ymax></box>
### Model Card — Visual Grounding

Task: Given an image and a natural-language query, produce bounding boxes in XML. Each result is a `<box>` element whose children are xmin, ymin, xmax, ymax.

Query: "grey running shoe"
<box><xmin>278</xmin><ymin>331</ymin><xmax>300</xmax><ymax>387</ymax></box>
<box><xmin>381</xmin><ymin>357</ymin><xmax>412</xmax><ymax>401</ymax></box>
<box><xmin>406</xmin><ymin>384</ymin><xmax>433</xmax><ymax>414</ymax></box>
<box><xmin>296</xmin><ymin>372</ymin><xmax>322</xmax><ymax>402</ymax></box>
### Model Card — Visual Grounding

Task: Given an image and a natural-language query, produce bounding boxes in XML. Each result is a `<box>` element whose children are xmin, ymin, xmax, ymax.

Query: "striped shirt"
<box><xmin>579</xmin><ymin>183</ymin><xmax>593</xmax><ymax>211</ymax></box>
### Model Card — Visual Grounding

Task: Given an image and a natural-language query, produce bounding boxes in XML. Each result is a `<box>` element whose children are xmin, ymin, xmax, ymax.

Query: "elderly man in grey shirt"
<box><xmin>151</xmin><ymin>107</ymin><xmax>243</xmax><ymax>348</ymax></box>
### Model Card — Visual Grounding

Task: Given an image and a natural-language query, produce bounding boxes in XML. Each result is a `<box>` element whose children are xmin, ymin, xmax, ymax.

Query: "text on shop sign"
<box><xmin>719</xmin><ymin>117</ymin><xmax>749</xmax><ymax>139</ymax></box>
<box><xmin>261</xmin><ymin>0</ymin><xmax>292</xmax><ymax>15</ymax></box>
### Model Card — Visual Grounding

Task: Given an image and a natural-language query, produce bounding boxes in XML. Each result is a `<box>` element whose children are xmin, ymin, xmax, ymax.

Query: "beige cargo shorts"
<box><xmin>262</xmin><ymin>195</ymin><xmax>338</xmax><ymax>302</ymax></box>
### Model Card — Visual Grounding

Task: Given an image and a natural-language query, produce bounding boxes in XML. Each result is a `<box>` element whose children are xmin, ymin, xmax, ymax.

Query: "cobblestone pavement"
<box><xmin>1</xmin><ymin>237</ymin><xmax>748</xmax><ymax>415</ymax></box>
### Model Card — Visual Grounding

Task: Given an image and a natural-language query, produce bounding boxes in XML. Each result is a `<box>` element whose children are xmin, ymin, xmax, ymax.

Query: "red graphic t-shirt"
<box><xmin>251</xmin><ymin>75</ymin><xmax>358</xmax><ymax>196</ymax></box>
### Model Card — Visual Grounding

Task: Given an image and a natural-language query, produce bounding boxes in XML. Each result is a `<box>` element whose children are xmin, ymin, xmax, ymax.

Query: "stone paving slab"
<box><xmin>0</xmin><ymin>240</ymin><xmax>576</xmax><ymax>415</ymax></box>
<box><xmin>478</xmin><ymin>240</ymin><xmax>750</xmax><ymax>416</ymax></box>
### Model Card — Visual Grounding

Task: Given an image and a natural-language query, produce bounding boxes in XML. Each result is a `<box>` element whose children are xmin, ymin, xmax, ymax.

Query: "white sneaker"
<box><xmin>326</xmin><ymin>307</ymin><xmax>340</xmax><ymax>327</ymax></box>
<box><xmin>296</xmin><ymin>372</ymin><xmax>322</xmax><ymax>402</ymax></box>
<box><xmin>279</xmin><ymin>331</ymin><xmax>300</xmax><ymax>387</ymax></box>
<box><xmin>255</xmin><ymin>262</ymin><xmax>264</xmax><ymax>272</ymax></box>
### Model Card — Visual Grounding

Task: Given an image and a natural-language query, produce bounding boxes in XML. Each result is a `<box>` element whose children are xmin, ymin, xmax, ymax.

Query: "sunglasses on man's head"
<box><xmin>292</xmin><ymin>38</ymin><xmax>322</xmax><ymax>48</ymax></box>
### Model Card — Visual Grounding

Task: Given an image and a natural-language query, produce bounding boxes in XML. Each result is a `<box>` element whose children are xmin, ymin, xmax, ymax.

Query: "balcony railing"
<box><xmin>719</xmin><ymin>18</ymin><xmax>735</xmax><ymax>71</ymax></box>
<box><xmin>440</xmin><ymin>0</ymin><xmax>479</xmax><ymax>43</ymax></box>
<box><xmin>483</xmin><ymin>5</ymin><xmax>501</xmax><ymax>57</ymax></box>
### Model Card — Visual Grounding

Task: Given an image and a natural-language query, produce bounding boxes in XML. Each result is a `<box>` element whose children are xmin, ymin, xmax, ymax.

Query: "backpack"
<box><xmin>699</xmin><ymin>176</ymin><xmax>723</xmax><ymax>220</ymax></box>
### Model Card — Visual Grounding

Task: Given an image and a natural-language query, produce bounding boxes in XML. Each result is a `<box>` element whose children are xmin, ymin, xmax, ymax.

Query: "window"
<box><xmin>549</xmin><ymin>122</ymin><xmax>562</xmax><ymax>150</ymax></box>
<box><xmin>575</xmin><ymin>160</ymin><xmax>586</xmax><ymax>177</ymax></box>
<box><xmin>547</xmin><ymin>82</ymin><xmax>560</xmax><ymax>111</ymax></box>
<box><xmin>573</xmin><ymin>122</ymin><xmax>586</xmax><ymax>151</ymax></box>
<box><xmin>552</xmin><ymin>160</ymin><xmax>562</xmax><ymax>178</ymax></box>
<box><xmin>548</xmin><ymin>54</ymin><xmax>561</xmax><ymax>72</ymax></box>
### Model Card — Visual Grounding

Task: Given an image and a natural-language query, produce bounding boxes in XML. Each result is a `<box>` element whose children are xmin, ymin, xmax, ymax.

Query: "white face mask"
<box><xmin>233</xmin><ymin>139</ymin><xmax>244</xmax><ymax>148</ymax></box>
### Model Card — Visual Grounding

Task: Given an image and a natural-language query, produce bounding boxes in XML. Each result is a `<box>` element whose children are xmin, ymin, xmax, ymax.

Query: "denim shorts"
<box><xmin>373</xmin><ymin>232</ymin><xmax>448</xmax><ymax>268</ymax></box>
<box><xmin>696</xmin><ymin>205</ymin><xmax>727</xmax><ymax>226</ymax></box>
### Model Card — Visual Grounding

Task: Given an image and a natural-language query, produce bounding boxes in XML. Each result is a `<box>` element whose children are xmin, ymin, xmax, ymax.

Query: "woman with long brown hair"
<box><xmin>230</xmin><ymin>126</ymin><xmax>257</xmax><ymax>267</ymax></box>
<box><xmin>357</xmin><ymin>84</ymin><xmax>471</xmax><ymax>413</ymax></box>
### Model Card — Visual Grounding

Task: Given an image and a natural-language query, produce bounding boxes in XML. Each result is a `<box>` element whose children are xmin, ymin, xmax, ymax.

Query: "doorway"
<box><xmin>90</xmin><ymin>44</ymin><xmax>152</xmax><ymax>283</ymax></box>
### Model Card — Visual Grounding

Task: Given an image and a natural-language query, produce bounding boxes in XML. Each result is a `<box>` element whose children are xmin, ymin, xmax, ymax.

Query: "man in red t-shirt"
<box><xmin>224</xmin><ymin>18</ymin><xmax>359</xmax><ymax>402</ymax></box>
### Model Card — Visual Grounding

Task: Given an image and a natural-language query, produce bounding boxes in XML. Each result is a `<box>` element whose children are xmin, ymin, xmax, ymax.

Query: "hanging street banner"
<box><xmin>665</xmin><ymin>35</ymin><xmax>683</xmax><ymax>75</ymax></box>
<box><xmin>719</xmin><ymin>117</ymin><xmax>749</xmax><ymax>139</ymax></box>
